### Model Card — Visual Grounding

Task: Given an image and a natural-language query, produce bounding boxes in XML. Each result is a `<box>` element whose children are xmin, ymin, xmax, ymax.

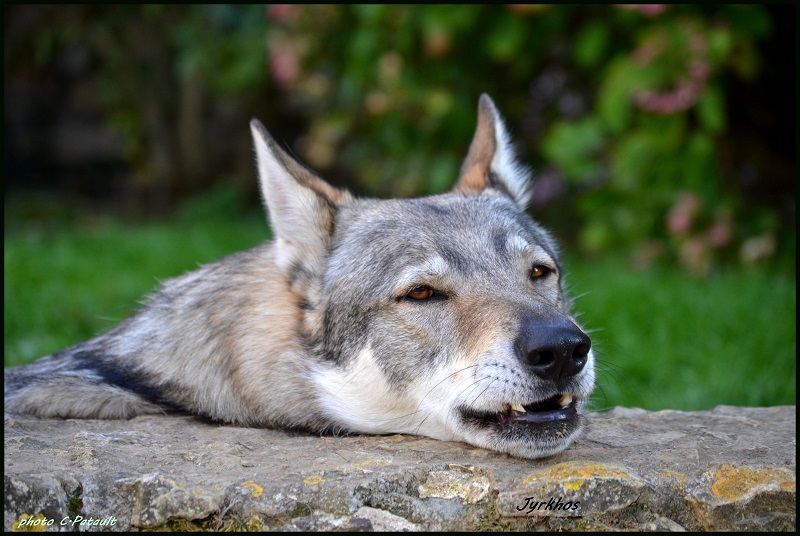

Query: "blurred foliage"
<box><xmin>5</xmin><ymin>5</ymin><xmax>270</xmax><ymax>209</ymax></box>
<box><xmin>266</xmin><ymin>4</ymin><xmax>791</xmax><ymax>275</ymax></box>
<box><xmin>4</xmin><ymin>5</ymin><xmax>794</xmax><ymax>274</ymax></box>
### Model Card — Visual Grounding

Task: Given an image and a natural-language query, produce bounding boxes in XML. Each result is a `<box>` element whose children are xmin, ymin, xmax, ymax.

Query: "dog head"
<box><xmin>250</xmin><ymin>95</ymin><xmax>594</xmax><ymax>459</ymax></box>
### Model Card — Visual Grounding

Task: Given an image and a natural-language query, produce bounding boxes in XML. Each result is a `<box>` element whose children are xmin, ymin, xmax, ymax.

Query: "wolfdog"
<box><xmin>5</xmin><ymin>95</ymin><xmax>594</xmax><ymax>459</ymax></box>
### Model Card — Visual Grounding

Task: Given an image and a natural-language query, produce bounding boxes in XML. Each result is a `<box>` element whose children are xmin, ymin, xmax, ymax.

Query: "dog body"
<box><xmin>5</xmin><ymin>95</ymin><xmax>594</xmax><ymax>459</ymax></box>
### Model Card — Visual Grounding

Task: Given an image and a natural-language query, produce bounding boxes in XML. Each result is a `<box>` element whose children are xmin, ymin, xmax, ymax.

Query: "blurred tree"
<box><xmin>5</xmin><ymin>5</ymin><xmax>270</xmax><ymax>212</ymax></box>
<box><xmin>267</xmin><ymin>4</ymin><xmax>793</xmax><ymax>274</ymax></box>
<box><xmin>4</xmin><ymin>5</ymin><xmax>794</xmax><ymax>273</ymax></box>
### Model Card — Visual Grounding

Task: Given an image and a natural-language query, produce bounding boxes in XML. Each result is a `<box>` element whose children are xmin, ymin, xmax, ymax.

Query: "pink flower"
<box><xmin>270</xmin><ymin>47</ymin><xmax>299</xmax><ymax>88</ymax></box>
<box><xmin>615</xmin><ymin>4</ymin><xmax>668</xmax><ymax>18</ymax></box>
<box><xmin>629</xmin><ymin>25</ymin><xmax>711</xmax><ymax>114</ymax></box>
<box><xmin>633</xmin><ymin>79</ymin><xmax>704</xmax><ymax>114</ymax></box>
<box><xmin>706</xmin><ymin>217</ymin><xmax>732</xmax><ymax>248</ymax></box>
<box><xmin>267</xmin><ymin>4</ymin><xmax>300</xmax><ymax>24</ymax></box>
<box><xmin>666</xmin><ymin>192</ymin><xmax>701</xmax><ymax>235</ymax></box>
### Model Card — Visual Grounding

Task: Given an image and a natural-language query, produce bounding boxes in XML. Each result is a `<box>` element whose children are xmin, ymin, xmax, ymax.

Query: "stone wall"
<box><xmin>4</xmin><ymin>406</ymin><xmax>795</xmax><ymax>532</ymax></box>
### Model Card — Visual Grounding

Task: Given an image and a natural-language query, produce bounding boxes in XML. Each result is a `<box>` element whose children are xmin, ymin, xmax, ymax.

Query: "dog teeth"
<box><xmin>510</xmin><ymin>402</ymin><xmax>526</xmax><ymax>413</ymax></box>
<box><xmin>558</xmin><ymin>394</ymin><xmax>573</xmax><ymax>407</ymax></box>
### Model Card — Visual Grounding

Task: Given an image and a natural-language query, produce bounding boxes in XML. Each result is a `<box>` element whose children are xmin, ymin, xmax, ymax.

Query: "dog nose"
<box><xmin>516</xmin><ymin>316</ymin><xmax>591</xmax><ymax>381</ymax></box>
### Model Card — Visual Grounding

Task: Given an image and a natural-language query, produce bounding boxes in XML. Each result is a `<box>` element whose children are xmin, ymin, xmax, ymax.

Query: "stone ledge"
<box><xmin>4</xmin><ymin>406</ymin><xmax>795</xmax><ymax>532</ymax></box>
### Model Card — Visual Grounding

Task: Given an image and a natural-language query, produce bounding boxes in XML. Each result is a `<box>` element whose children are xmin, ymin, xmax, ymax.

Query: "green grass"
<box><xmin>4</xmin><ymin>211</ymin><xmax>269</xmax><ymax>368</ymax></box>
<box><xmin>565</xmin><ymin>257</ymin><xmax>796</xmax><ymax>411</ymax></box>
<box><xmin>4</xmin><ymin>211</ymin><xmax>796</xmax><ymax>412</ymax></box>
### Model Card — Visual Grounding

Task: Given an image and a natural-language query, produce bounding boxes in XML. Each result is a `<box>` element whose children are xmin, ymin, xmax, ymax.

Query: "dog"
<box><xmin>4</xmin><ymin>95</ymin><xmax>594</xmax><ymax>459</ymax></box>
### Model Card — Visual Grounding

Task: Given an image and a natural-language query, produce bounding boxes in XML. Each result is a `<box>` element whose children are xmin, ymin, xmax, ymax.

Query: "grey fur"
<box><xmin>5</xmin><ymin>95</ymin><xmax>595</xmax><ymax>459</ymax></box>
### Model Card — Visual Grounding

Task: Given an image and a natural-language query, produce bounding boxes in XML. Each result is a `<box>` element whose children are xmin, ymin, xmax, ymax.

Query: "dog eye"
<box><xmin>406</xmin><ymin>286</ymin><xmax>435</xmax><ymax>301</ymax></box>
<box><xmin>530</xmin><ymin>265</ymin><xmax>552</xmax><ymax>279</ymax></box>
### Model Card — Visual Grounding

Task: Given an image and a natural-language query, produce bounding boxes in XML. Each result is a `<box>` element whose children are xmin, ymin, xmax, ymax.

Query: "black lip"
<box><xmin>460</xmin><ymin>395</ymin><xmax>579</xmax><ymax>430</ymax></box>
<box><xmin>507</xmin><ymin>401</ymin><xmax>577</xmax><ymax>425</ymax></box>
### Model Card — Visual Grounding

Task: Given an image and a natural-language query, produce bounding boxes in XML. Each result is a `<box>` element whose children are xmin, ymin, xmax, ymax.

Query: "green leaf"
<box><xmin>541</xmin><ymin>118</ymin><xmax>606</xmax><ymax>183</ymax></box>
<box><xmin>597</xmin><ymin>57</ymin><xmax>635</xmax><ymax>134</ymax></box>
<box><xmin>579</xmin><ymin>220</ymin><xmax>613</xmax><ymax>253</ymax></box>
<box><xmin>696</xmin><ymin>83</ymin><xmax>726</xmax><ymax>133</ymax></box>
<box><xmin>611</xmin><ymin>132</ymin><xmax>653</xmax><ymax>191</ymax></box>
<box><xmin>574</xmin><ymin>22</ymin><xmax>610</xmax><ymax>69</ymax></box>
<box><xmin>682</xmin><ymin>132</ymin><xmax>718</xmax><ymax>191</ymax></box>
<box><xmin>486</xmin><ymin>12</ymin><xmax>526</xmax><ymax>61</ymax></box>
<box><xmin>707</xmin><ymin>27</ymin><xmax>733</xmax><ymax>65</ymax></box>
<box><xmin>427</xmin><ymin>154</ymin><xmax>458</xmax><ymax>194</ymax></box>
<box><xmin>725</xmin><ymin>5</ymin><xmax>773</xmax><ymax>39</ymax></box>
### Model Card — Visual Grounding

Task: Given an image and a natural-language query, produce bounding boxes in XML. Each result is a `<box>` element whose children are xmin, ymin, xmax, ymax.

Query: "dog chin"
<box><xmin>462</xmin><ymin>423</ymin><xmax>584</xmax><ymax>459</ymax></box>
<box><xmin>491</xmin><ymin>429</ymin><xmax>582</xmax><ymax>459</ymax></box>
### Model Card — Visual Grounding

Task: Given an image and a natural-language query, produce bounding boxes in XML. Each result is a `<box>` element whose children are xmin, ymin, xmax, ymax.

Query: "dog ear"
<box><xmin>250</xmin><ymin>119</ymin><xmax>350</xmax><ymax>273</ymax></box>
<box><xmin>453</xmin><ymin>94</ymin><xmax>531</xmax><ymax>209</ymax></box>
